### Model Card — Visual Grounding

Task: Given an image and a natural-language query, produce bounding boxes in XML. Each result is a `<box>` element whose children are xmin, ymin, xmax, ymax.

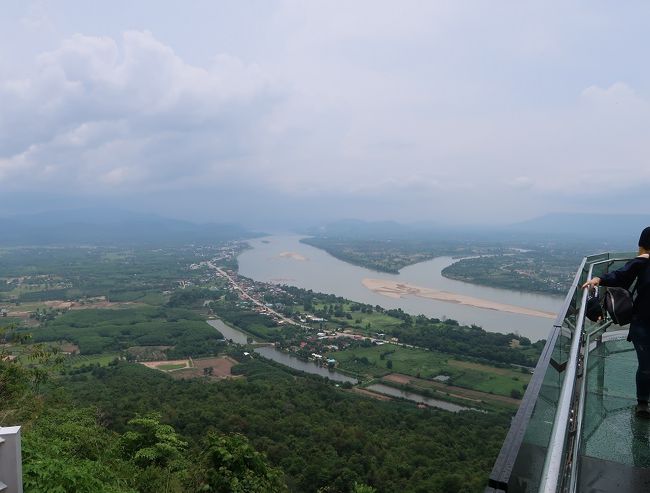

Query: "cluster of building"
<box><xmin>204</xmin><ymin>258</ymin><xmax>409</xmax><ymax>367</ymax></box>
<box><xmin>280</xmin><ymin>328</ymin><xmax>402</xmax><ymax>367</ymax></box>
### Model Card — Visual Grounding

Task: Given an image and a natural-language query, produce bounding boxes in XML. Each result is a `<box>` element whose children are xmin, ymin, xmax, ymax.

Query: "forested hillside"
<box><xmin>62</xmin><ymin>360</ymin><xmax>508</xmax><ymax>492</ymax></box>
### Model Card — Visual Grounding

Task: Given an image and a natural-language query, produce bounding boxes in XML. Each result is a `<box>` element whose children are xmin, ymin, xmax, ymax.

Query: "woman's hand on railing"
<box><xmin>582</xmin><ymin>277</ymin><xmax>601</xmax><ymax>290</ymax></box>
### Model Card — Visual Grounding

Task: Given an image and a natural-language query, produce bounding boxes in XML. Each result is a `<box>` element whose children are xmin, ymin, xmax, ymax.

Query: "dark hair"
<box><xmin>639</xmin><ymin>227</ymin><xmax>650</xmax><ymax>249</ymax></box>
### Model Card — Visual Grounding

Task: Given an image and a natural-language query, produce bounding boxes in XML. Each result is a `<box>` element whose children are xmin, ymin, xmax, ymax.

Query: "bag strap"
<box><xmin>632</xmin><ymin>255</ymin><xmax>650</xmax><ymax>297</ymax></box>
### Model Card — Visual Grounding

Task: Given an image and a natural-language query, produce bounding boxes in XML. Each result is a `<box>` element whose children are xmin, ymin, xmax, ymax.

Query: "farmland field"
<box><xmin>329</xmin><ymin>344</ymin><xmax>530</xmax><ymax>398</ymax></box>
<box><xmin>169</xmin><ymin>356</ymin><xmax>238</xmax><ymax>379</ymax></box>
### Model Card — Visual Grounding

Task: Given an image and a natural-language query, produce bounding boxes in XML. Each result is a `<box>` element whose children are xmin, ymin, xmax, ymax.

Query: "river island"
<box><xmin>362</xmin><ymin>278</ymin><xmax>556</xmax><ymax>319</ymax></box>
<box><xmin>279</xmin><ymin>251</ymin><xmax>308</xmax><ymax>261</ymax></box>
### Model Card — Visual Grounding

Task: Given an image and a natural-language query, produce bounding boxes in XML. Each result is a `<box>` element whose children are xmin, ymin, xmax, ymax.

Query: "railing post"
<box><xmin>0</xmin><ymin>427</ymin><xmax>23</xmax><ymax>493</ymax></box>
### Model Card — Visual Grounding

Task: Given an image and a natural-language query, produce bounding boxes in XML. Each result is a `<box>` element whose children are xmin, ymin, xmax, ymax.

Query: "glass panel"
<box><xmin>576</xmin><ymin>253</ymin><xmax>650</xmax><ymax>491</ymax></box>
<box><xmin>582</xmin><ymin>338</ymin><xmax>641</xmax><ymax>466</ymax></box>
<box><xmin>507</xmin><ymin>311</ymin><xmax>574</xmax><ymax>492</ymax></box>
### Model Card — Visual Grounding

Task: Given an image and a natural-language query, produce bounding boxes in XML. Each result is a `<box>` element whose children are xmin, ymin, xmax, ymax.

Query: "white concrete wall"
<box><xmin>0</xmin><ymin>427</ymin><xmax>22</xmax><ymax>493</ymax></box>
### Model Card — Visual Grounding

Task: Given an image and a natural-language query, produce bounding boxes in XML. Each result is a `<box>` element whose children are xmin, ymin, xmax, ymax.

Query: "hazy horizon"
<box><xmin>2</xmin><ymin>2</ymin><xmax>649</xmax><ymax>226</ymax></box>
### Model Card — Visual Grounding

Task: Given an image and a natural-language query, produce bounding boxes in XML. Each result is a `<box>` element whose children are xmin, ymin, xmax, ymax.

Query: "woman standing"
<box><xmin>582</xmin><ymin>227</ymin><xmax>650</xmax><ymax>417</ymax></box>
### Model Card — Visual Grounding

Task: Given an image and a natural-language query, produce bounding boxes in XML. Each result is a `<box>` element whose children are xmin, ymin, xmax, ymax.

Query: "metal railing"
<box><xmin>537</xmin><ymin>262</ymin><xmax>591</xmax><ymax>493</ymax></box>
<box><xmin>486</xmin><ymin>252</ymin><xmax>637</xmax><ymax>493</ymax></box>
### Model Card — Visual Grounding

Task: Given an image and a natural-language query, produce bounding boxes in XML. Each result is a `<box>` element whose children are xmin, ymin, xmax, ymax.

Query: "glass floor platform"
<box><xmin>579</xmin><ymin>339</ymin><xmax>650</xmax><ymax>491</ymax></box>
<box><xmin>584</xmin><ymin>341</ymin><xmax>642</xmax><ymax>465</ymax></box>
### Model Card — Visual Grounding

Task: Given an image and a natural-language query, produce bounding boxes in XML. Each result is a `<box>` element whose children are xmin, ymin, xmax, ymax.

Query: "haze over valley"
<box><xmin>2</xmin><ymin>2</ymin><xmax>650</xmax><ymax>492</ymax></box>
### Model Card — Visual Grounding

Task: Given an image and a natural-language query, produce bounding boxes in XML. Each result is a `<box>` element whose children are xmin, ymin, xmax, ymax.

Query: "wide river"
<box><xmin>238</xmin><ymin>235</ymin><xmax>564</xmax><ymax>341</ymax></box>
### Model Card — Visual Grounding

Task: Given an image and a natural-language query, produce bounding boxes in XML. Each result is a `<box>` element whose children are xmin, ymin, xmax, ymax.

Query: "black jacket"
<box><xmin>599</xmin><ymin>255</ymin><xmax>650</xmax><ymax>328</ymax></box>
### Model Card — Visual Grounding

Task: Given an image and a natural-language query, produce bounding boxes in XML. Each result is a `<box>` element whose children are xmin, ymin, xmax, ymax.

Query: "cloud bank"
<box><xmin>1</xmin><ymin>2</ymin><xmax>649</xmax><ymax>225</ymax></box>
<box><xmin>0</xmin><ymin>31</ymin><xmax>276</xmax><ymax>192</ymax></box>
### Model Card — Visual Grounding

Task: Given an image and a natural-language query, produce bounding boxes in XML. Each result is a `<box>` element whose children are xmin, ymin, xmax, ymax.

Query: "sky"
<box><xmin>1</xmin><ymin>1</ymin><xmax>649</xmax><ymax>228</ymax></box>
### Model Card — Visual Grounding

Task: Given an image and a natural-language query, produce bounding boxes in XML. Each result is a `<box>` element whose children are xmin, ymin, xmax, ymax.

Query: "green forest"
<box><xmin>2</xmin><ymin>320</ymin><xmax>510</xmax><ymax>492</ymax></box>
<box><xmin>441</xmin><ymin>250</ymin><xmax>580</xmax><ymax>295</ymax></box>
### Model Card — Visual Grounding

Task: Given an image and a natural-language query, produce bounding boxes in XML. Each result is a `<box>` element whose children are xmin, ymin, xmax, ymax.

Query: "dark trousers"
<box><xmin>633</xmin><ymin>340</ymin><xmax>650</xmax><ymax>403</ymax></box>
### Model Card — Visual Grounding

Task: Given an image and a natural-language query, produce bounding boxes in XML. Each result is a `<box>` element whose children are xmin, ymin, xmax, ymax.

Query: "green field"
<box><xmin>1</xmin><ymin>301</ymin><xmax>51</xmax><ymax>311</ymax></box>
<box><xmin>343</xmin><ymin>310</ymin><xmax>403</xmax><ymax>332</ymax></box>
<box><xmin>447</xmin><ymin>360</ymin><xmax>530</xmax><ymax>396</ymax></box>
<box><xmin>66</xmin><ymin>353</ymin><xmax>121</xmax><ymax>368</ymax></box>
<box><xmin>329</xmin><ymin>344</ymin><xmax>530</xmax><ymax>398</ymax></box>
<box><xmin>25</xmin><ymin>307</ymin><xmax>224</xmax><ymax>357</ymax></box>
<box><xmin>0</xmin><ymin>316</ymin><xmax>23</xmax><ymax>326</ymax></box>
<box><xmin>328</xmin><ymin>344</ymin><xmax>446</xmax><ymax>378</ymax></box>
<box><xmin>303</xmin><ymin>302</ymin><xmax>404</xmax><ymax>333</ymax></box>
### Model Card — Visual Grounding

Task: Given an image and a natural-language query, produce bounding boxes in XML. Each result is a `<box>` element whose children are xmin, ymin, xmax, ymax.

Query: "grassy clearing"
<box><xmin>137</xmin><ymin>292</ymin><xmax>168</xmax><ymax>306</ymax></box>
<box><xmin>66</xmin><ymin>353</ymin><xmax>120</xmax><ymax>368</ymax></box>
<box><xmin>306</xmin><ymin>302</ymin><xmax>403</xmax><ymax>333</ymax></box>
<box><xmin>347</xmin><ymin>311</ymin><xmax>403</xmax><ymax>332</ymax></box>
<box><xmin>1</xmin><ymin>301</ymin><xmax>49</xmax><ymax>312</ymax></box>
<box><xmin>329</xmin><ymin>344</ymin><xmax>531</xmax><ymax>398</ymax></box>
<box><xmin>447</xmin><ymin>359</ymin><xmax>531</xmax><ymax>395</ymax></box>
<box><xmin>329</xmin><ymin>345</ymin><xmax>448</xmax><ymax>379</ymax></box>
<box><xmin>378</xmin><ymin>376</ymin><xmax>521</xmax><ymax>410</ymax></box>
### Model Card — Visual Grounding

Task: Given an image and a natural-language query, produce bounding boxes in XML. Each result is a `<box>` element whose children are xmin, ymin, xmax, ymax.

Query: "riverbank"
<box><xmin>362</xmin><ymin>278</ymin><xmax>556</xmax><ymax>319</ymax></box>
<box><xmin>237</xmin><ymin>235</ymin><xmax>562</xmax><ymax>340</ymax></box>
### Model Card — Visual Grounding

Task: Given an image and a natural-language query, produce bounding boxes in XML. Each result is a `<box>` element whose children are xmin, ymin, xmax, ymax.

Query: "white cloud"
<box><xmin>0</xmin><ymin>30</ymin><xmax>276</xmax><ymax>191</ymax></box>
<box><xmin>580</xmin><ymin>82</ymin><xmax>644</xmax><ymax>109</ymax></box>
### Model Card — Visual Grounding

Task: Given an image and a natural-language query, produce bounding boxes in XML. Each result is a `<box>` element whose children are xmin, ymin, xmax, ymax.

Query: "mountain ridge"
<box><xmin>0</xmin><ymin>208</ymin><xmax>261</xmax><ymax>246</ymax></box>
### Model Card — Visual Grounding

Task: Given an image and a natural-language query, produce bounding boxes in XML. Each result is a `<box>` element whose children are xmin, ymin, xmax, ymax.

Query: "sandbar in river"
<box><xmin>362</xmin><ymin>278</ymin><xmax>556</xmax><ymax>319</ymax></box>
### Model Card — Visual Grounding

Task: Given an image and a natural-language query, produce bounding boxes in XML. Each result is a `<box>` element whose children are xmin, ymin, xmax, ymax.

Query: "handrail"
<box><xmin>539</xmin><ymin>254</ymin><xmax>635</xmax><ymax>492</ymax></box>
<box><xmin>537</xmin><ymin>263</ymin><xmax>592</xmax><ymax>493</ymax></box>
<box><xmin>485</xmin><ymin>252</ymin><xmax>637</xmax><ymax>493</ymax></box>
<box><xmin>566</xmin><ymin>255</ymin><xmax>636</xmax><ymax>492</ymax></box>
<box><xmin>486</xmin><ymin>327</ymin><xmax>562</xmax><ymax>492</ymax></box>
<box><xmin>486</xmin><ymin>257</ymin><xmax>587</xmax><ymax>492</ymax></box>
<box><xmin>552</xmin><ymin>257</ymin><xmax>588</xmax><ymax>329</ymax></box>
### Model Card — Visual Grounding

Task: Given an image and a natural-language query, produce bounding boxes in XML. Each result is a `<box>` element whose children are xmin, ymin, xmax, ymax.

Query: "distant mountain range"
<box><xmin>508</xmin><ymin>213</ymin><xmax>649</xmax><ymax>240</ymax></box>
<box><xmin>305</xmin><ymin>213</ymin><xmax>650</xmax><ymax>249</ymax></box>
<box><xmin>4</xmin><ymin>210</ymin><xmax>647</xmax><ymax>248</ymax></box>
<box><xmin>0</xmin><ymin>209</ymin><xmax>261</xmax><ymax>246</ymax></box>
